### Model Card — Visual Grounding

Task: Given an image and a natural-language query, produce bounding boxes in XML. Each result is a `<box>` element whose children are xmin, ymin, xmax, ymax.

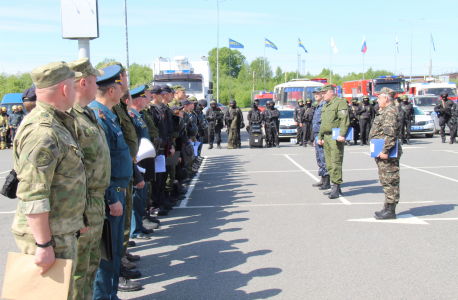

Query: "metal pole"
<box><xmin>410</xmin><ymin>24</ymin><xmax>413</xmax><ymax>82</ymax></box>
<box><xmin>429</xmin><ymin>32</ymin><xmax>432</xmax><ymax>79</ymax></box>
<box><xmin>264</xmin><ymin>40</ymin><xmax>266</xmax><ymax>91</ymax></box>
<box><xmin>252</xmin><ymin>71</ymin><xmax>255</xmax><ymax>92</ymax></box>
<box><xmin>363</xmin><ymin>53</ymin><xmax>364</xmax><ymax>80</ymax></box>
<box><xmin>229</xmin><ymin>46</ymin><xmax>231</xmax><ymax>100</ymax></box>
<box><xmin>123</xmin><ymin>0</ymin><xmax>130</xmax><ymax>87</ymax></box>
<box><xmin>78</xmin><ymin>38</ymin><xmax>90</xmax><ymax>59</ymax></box>
<box><xmin>330</xmin><ymin>43</ymin><xmax>332</xmax><ymax>84</ymax></box>
<box><xmin>216</xmin><ymin>0</ymin><xmax>219</xmax><ymax>103</ymax></box>
<box><xmin>395</xmin><ymin>34</ymin><xmax>396</xmax><ymax>75</ymax></box>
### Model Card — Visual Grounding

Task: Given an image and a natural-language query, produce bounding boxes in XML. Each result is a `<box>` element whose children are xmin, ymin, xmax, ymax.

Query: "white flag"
<box><xmin>396</xmin><ymin>35</ymin><xmax>399</xmax><ymax>53</ymax></box>
<box><xmin>331</xmin><ymin>37</ymin><xmax>338</xmax><ymax>54</ymax></box>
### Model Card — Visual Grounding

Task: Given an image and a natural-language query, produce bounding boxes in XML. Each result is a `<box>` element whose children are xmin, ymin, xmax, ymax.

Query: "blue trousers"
<box><xmin>130</xmin><ymin>182</ymin><xmax>148</xmax><ymax>238</ymax></box>
<box><xmin>197</xmin><ymin>136</ymin><xmax>204</xmax><ymax>157</ymax></box>
<box><xmin>93</xmin><ymin>190</ymin><xmax>126</xmax><ymax>300</ymax></box>
<box><xmin>314</xmin><ymin>133</ymin><xmax>329</xmax><ymax>177</ymax></box>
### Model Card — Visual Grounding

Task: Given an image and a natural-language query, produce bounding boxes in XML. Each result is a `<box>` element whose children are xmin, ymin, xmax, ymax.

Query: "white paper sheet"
<box><xmin>155</xmin><ymin>155</ymin><xmax>166</xmax><ymax>173</ymax></box>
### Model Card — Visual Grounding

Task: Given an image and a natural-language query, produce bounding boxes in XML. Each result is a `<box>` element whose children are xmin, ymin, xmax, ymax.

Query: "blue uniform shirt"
<box><xmin>312</xmin><ymin>101</ymin><xmax>325</xmax><ymax>133</ymax></box>
<box><xmin>130</xmin><ymin>108</ymin><xmax>150</xmax><ymax>142</ymax></box>
<box><xmin>89</xmin><ymin>100</ymin><xmax>133</xmax><ymax>205</ymax></box>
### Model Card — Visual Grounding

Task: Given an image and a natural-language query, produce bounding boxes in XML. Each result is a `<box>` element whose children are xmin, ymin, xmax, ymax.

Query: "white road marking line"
<box><xmin>284</xmin><ymin>155</ymin><xmax>351</xmax><ymax>205</ymax></box>
<box><xmin>348</xmin><ymin>214</ymin><xmax>429</xmax><ymax>225</ymax></box>
<box><xmin>179</xmin><ymin>157</ymin><xmax>208</xmax><ymax>208</ymax></box>
<box><xmin>0</xmin><ymin>210</ymin><xmax>16</xmax><ymax>214</ymax></box>
<box><xmin>203</xmin><ymin>170</ymin><xmax>302</xmax><ymax>175</ymax></box>
<box><xmin>0</xmin><ymin>171</ymin><xmax>11</xmax><ymax>174</ymax></box>
<box><xmin>421</xmin><ymin>218</ymin><xmax>458</xmax><ymax>221</ymax></box>
<box><xmin>400</xmin><ymin>163</ymin><xmax>458</xmax><ymax>183</ymax></box>
<box><xmin>272</xmin><ymin>154</ymin><xmax>298</xmax><ymax>155</ymax></box>
<box><xmin>432</xmin><ymin>150</ymin><xmax>458</xmax><ymax>154</ymax></box>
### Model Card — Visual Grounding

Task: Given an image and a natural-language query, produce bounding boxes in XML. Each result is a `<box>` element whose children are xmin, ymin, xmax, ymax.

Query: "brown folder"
<box><xmin>2</xmin><ymin>252</ymin><xmax>72</xmax><ymax>300</ymax></box>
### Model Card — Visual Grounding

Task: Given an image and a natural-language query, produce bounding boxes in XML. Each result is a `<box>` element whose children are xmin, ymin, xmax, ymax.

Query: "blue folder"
<box><xmin>332</xmin><ymin>127</ymin><xmax>354</xmax><ymax>140</ymax></box>
<box><xmin>370</xmin><ymin>139</ymin><xmax>398</xmax><ymax>158</ymax></box>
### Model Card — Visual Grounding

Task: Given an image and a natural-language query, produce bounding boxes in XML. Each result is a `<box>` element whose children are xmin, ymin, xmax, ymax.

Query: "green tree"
<box><xmin>208</xmin><ymin>47</ymin><xmax>245</xmax><ymax>79</ymax></box>
<box><xmin>94</xmin><ymin>58</ymin><xmax>116</xmax><ymax>69</ymax></box>
<box><xmin>0</xmin><ymin>72</ymin><xmax>33</xmax><ymax>102</ymax></box>
<box><xmin>128</xmin><ymin>63</ymin><xmax>153</xmax><ymax>89</ymax></box>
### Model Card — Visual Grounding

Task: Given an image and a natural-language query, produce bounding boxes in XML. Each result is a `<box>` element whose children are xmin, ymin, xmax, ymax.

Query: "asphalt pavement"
<box><xmin>0</xmin><ymin>124</ymin><xmax>457</xmax><ymax>299</ymax></box>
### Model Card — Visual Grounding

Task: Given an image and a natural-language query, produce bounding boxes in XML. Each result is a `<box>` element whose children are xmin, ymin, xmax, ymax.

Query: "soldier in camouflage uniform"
<box><xmin>169</xmin><ymin>85</ymin><xmax>187</xmax><ymax>107</ymax></box>
<box><xmin>0</xmin><ymin>107</ymin><xmax>9</xmax><ymax>149</ymax></box>
<box><xmin>318</xmin><ymin>84</ymin><xmax>350</xmax><ymax>199</ymax></box>
<box><xmin>311</xmin><ymin>87</ymin><xmax>331</xmax><ymax>190</ymax></box>
<box><xmin>369</xmin><ymin>87</ymin><xmax>403</xmax><ymax>220</ymax></box>
<box><xmin>12</xmin><ymin>62</ymin><xmax>87</xmax><ymax>300</ymax></box>
<box><xmin>225</xmin><ymin>100</ymin><xmax>244</xmax><ymax>149</ymax></box>
<box><xmin>68</xmin><ymin>58</ymin><xmax>111</xmax><ymax>300</ymax></box>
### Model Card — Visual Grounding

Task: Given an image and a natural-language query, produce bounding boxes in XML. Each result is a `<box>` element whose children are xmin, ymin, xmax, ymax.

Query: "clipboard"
<box><xmin>2</xmin><ymin>252</ymin><xmax>72</xmax><ymax>300</ymax></box>
<box><xmin>370</xmin><ymin>139</ymin><xmax>399</xmax><ymax>158</ymax></box>
<box><xmin>332</xmin><ymin>127</ymin><xmax>354</xmax><ymax>140</ymax></box>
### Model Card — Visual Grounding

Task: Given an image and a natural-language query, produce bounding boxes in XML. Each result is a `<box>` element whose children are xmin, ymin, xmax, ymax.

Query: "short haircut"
<box><xmin>24</xmin><ymin>101</ymin><xmax>37</xmax><ymax>113</ymax></box>
<box><xmin>97</xmin><ymin>83</ymin><xmax>117</xmax><ymax>96</ymax></box>
<box><xmin>121</xmin><ymin>89</ymin><xmax>131</xmax><ymax>103</ymax></box>
<box><xmin>380</xmin><ymin>93</ymin><xmax>393</xmax><ymax>102</ymax></box>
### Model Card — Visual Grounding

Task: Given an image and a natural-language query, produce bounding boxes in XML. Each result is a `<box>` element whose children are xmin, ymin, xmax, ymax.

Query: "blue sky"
<box><xmin>0</xmin><ymin>0</ymin><xmax>456</xmax><ymax>77</ymax></box>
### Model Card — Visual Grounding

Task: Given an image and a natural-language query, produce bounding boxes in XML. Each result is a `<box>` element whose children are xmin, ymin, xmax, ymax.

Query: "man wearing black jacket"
<box><xmin>357</xmin><ymin>96</ymin><xmax>374</xmax><ymax>145</ymax></box>
<box><xmin>434</xmin><ymin>91</ymin><xmax>457</xmax><ymax>144</ymax></box>
<box><xmin>398</xmin><ymin>95</ymin><xmax>415</xmax><ymax>145</ymax></box>
<box><xmin>301</xmin><ymin>98</ymin><xmax>314</xmax><ymax>147</ymax></box>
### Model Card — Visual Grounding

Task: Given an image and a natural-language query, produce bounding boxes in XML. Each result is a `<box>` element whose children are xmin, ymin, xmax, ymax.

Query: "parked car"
<box><xmin>410</xmin><ymin>94</ymin><xmax>445</xmax><ymax>134</ymax></box>
<box><xmin>278</xmin><ymin>108</ymin><xmax>297</xmax><ymax>138</ymax></box>
<box><xmin>410</xmin><ymin>106</ymin><xmax>435</xmax><ymax>138</ymax></box>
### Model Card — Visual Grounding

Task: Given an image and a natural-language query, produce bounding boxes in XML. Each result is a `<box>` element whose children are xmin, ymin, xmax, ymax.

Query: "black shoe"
<box><xmin>142</xmin><ymin>226</ymin><xmax>154</xmax><ymax>235</ymax></box>
<box><xmin>118</xmin><ymin>277</ymin><xmax>142</xmax><ymax>292</ymax></box>
<box><xmin>295</xmin><ymin>141</ymin><xmax>300</xmax><ymax>144</ymax></box>
<box><xmin>406</xmin><ymin>139</ymin><xmax>411</xmax><ymax>145</ymax></box>
<box><xmin>120</xmin><ymin>266</ymin><xmax>142</xmax><ymax>279</ymax></box>
<box><xmin>449</xmin><ymin>140</ymin><xmax>454</xmax><ymax>144</ymax></box>
<box><xmin>276</xmin><ymin>144</ymin><xmax>280</xmax><ymax>148</ymax></box>
<box><xmin>323</xmin><ymin>186</ymin><xmax>333</xmax><ymax>195</ymax></box>
<box><xmin>208</xmin><ymin>144</ymin><xmax>213</xmax><ymax>149</ymax></box>
<box><xmin>217</xmin><ymin>144</ymin><xmax>222</xmax><ymax>149</ymax></box>
<box><xmin>144</xmin><ymin>215</ymin><xmax>160</xmax><ymax>224</ymax></box>
<box><xmin>299</xmin><ymin>143</ymin><xmax>303</xmax><ymax>146</ymax></box>
<box><xmin>126</xmin><ymin>251</ymin><xmax>140</xmax><ymax>262</ymax></box>
<box><xmin>312</xmin><ymin>176</ymin><xmax>324</xmax><ymax>187</ymax></box>
<box><xmin>374</xmin><ymin>203</ymin><xmax>396</xmax><ymax>219</ymax></box>
<box><xmin>328</xmin><ymin>184</ymin><xmax>341</xmax><ymax>199</ymax></box>
<box><xmin>442</xmin><ymin>139</ymin><xmax>446</xmax><ymax>143</ymax></box>
<box><xmin>360</xmin><ymin>141</ymin><xmax>364</xmax><ymax>146</ymax></box>
<box><xmin>319</xmin><ymin>176</ymin><xmax>331</xmax><ymax>190</ymax></box>
<box><xmin>135</xmin><ymin>233</ymin><xmax>151</xmax><ymax>240</ymax></box>
<box><xmin>250</xmin><ymin>146</ymin><xmax>253</xmax><ymax>149</ymax></box>
<box><xmin>303</xmin><ymin>143</ymin><xmax>307</xmax><ymax>147</ymax></box>
<box><xmin>374</xmin><ymin>203</ymin><xmax>388</xmax><ymax>217</ymax></box>
<box><xmin>128</xmin><ymin>240</ymin><xmax>136</xmax><ymax>247</ymax></box>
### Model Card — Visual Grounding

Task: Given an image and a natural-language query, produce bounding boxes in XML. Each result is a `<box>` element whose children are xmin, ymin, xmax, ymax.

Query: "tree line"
<box><xmin>2</xmin><ymin>52</ymin><xmax>455</xmax><ymax>108</ymax></box>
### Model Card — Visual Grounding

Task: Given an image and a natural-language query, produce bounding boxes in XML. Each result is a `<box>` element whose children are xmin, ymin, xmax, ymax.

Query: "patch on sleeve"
<box><xmin>384</xmin><ymin>127</ymin><xmax>391</xmax><ymax>134</ymax></box>
<box><xmin>34</xmin><ymin>148</ymin><xmax>54</xmax><ymax>167</ymax></box>
<box><xmin>340</xmin><ymin>110</ymin><xmax>347</xmax><ymax>116</ymax></box>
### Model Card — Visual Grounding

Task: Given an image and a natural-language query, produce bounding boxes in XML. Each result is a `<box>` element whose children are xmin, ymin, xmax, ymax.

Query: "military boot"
<box><xmin>319</xmin><ymin>175</ymin><xmax>331</xmax><ymax>190</ymax></box>
<box><xmin>312</xmin><ymin>176</ymin><xmax>324</xmax><ymax>187</ymax></box>
<box><xmin>441</xmin><ymin>138</ymin><xmax>445</xmax><ymax>143</ymax></box>
<box><xmin>217</xmin><ymin>144</ymin><xmax>222</xmax><ymax>149</ymax></box>
<box><xmin>328</xmin><ymin>184</ymin><xmax>341</xmax><ymax>199</ymax></box>
<box><xmin>360</xmin><ymin>141</ymin><xmax>364</xmax><ymax>146</ymax></box>
<box><xmin>374</xmin><ymin>203</ymin><xmax>396</xmax><ymax>219</ymax></box>
<box><xmin>374</xmin><ymin>203</ymin><xmax>387</xmax><ymax>217</ymax></box>
<box><xmin>208</xmin><ymin>144</ymin><xmax>213</xmax><ymax>149</ymax></box>
<box><xmin>449</xmin><ymin>139</ymin><xmax>454</xmax><ymax>144</ymax></box>
<box><xmin>406</xmin><ymin>139</ymin><xmax>411</xmax><ymax>145</ymax></box>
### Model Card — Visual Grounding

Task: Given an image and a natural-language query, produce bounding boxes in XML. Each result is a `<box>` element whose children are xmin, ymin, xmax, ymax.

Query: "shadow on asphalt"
<box><xmin>125</xmin><ymin>136</ymin><xmax>283</xmax><ymax>299</ymax></box>
<box><xmin>399</xmin><ymin>204</ymin><xmax>458</xmax><ymax>217</ymax></box>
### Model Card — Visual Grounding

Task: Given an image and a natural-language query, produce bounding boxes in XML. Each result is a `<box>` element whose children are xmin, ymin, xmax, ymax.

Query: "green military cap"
<box><xmin>68</xmin><ymin>58</ymin><xmax>104</xmax><ymax>81</ymax></box>
<box><xmin>401</xmin><ymin>95</ymin><xmax>408</xmax><ymax>100</ymax></box>
<box><xmin>99</xmin><ymin>61</ymin><xmax>128</xmax><ymax>72</ymax></box>
<box><xmin>351</xmin><ymin>99</ymin><xmax>357</xmax><ymax>103</ymax></box>
<box><xmin>380</xmin><ymin>87</ymin><xmax>396</xmax><ymax>98</ymax></box>
<box><xmin>210</xmin><ymin>100</ymin><xmax>217</xmax><ymax>104</ymax></box>
<box><xmin>357</xmin><ymin>100</ymin><xmax>362</xmax><ymax>104</ymax></box>
<box><xmin>31</xmin><ymin>61</ymin><xmax>82</xmax><ymax>89</ymax></box>
<box><xmin>306</xmin><ymin>98</ymin><xmax>312</xmax><ymax>102</ymax></box>
<box><xmin>320</xmin><ymin>83</ymin><xmax>334</xmax><ymax>92</ymax></box>
<box><xmin>173</xmin><ymin>85</ymin><xmax>186</xmax><ymax>91</ymax></box>
<box><xmin>298</xmin><ymin>99</ymin><xmax>304</xmax><ymax>103</ymax></box>
<box><xmin>188</xmin><ymin>96</ymin><xmax>197</xmax><ymax>101</ymax></box>
<box><xmin>362</xmin><ymin>95</ymin><xmax>369</xmax><ymax>100</ymax></box>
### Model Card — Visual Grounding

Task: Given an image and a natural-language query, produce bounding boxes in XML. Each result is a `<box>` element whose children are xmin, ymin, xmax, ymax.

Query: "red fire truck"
<box><xmin>252</xmin><ymin>92</ymin><xmax>273</xmax><ymax>112</ymax></box>
<box><xmin>342</xmin><ymin>76</ymin><xmax>409</xmax><ymax>102</ymax></box>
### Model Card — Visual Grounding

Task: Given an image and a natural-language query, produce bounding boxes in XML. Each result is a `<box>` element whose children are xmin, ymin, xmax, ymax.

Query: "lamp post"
<box><xmin>208</xmin><ymin>0</ymin><xmax>227</xmax><ymax>103</ymax></box>
<box><xmin>399</xmin><ymin>18</ymin><xmax>425</xmax><ymax>82</ymax></box>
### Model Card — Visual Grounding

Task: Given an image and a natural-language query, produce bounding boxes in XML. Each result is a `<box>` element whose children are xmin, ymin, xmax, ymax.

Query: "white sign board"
<box><xmin>61</xmin><ymin>0</ymin><xmax>99</xmax><ymax>39</ymax></box>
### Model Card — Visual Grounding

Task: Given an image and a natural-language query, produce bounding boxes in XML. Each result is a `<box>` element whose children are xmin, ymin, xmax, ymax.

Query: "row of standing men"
<box><xmin>10</xmin><ymin>58</ymin><xmax>209</xmax><ymax>300</ymax></box>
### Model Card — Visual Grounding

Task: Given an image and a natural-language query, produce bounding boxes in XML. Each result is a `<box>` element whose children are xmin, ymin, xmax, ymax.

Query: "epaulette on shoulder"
<box><xmin>91</xmin><ymin>107</ymin><xmax>106</xmax><ymax>120</ymax></box>
<box><xmin>38</xmin><ymin>111</ymin><xmax>53</xmax><ymax>126</ymax></box>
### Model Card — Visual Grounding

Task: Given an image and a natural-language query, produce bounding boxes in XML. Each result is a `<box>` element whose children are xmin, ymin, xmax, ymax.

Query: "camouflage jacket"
<box><xmin>12</xmin><ymin>101</ymin><xmax>87</xmax><ymax>235</ymax></box>
<box><xmin>141</xmin><ymin>108</ymin><xmax>160</xmax><ymax>140</ymax></box>
<box><xmin>318</xmin><ymin>96</ymin><xmax>350</xmax><ymax>140</ymax></box>
<box><xmin>112</xmin><ymin>101</ymin><xmax>138</xmax><ymax>158</ymax></box>
<box><xmin>169</xmin><ymin>98</ymin><xmax>181</xmax><ymax>107</ymax></box>
<box><xmin>369</xmin><ymin>103</ymin><xmax>403</xmax><ymax>157</ymax></box>
<box><xmin>70</xmin><ymin>102</ymin><xmax>111</xmax><ymax>199</ymax></box>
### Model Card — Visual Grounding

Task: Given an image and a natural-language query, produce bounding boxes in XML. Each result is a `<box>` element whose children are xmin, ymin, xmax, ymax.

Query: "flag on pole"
<box><xmin>431</xmin><ymin>33</ymin><xmax>435</xmax><ymax>51</ymax></box>
<box><xmin>229</xmin><ymin>39</ymin><xmax>244</xmax><ymax>49</ymax></box>
<box><xmin>331</xmin><ymin>37</ymin><xmax>338</xmax><ymax>54</ymax></box>
<box><xmin>265</xmin><ymin>38</ymin><xmax>278</xmax><ymax>50</ymax></box>
<box><xmin>298</xmin><ymin>38</ymin><xmax>308</xmax><ymax>53</ymax></box>
<box><xmin>396</xmin><ymin>35</ymin><xmax>399</xmax><ymax>53</ymax></box>
<box><xmin>361</xmin><ymin>36</ymin><xmax>367</xmax><ymax>53</ymax></box>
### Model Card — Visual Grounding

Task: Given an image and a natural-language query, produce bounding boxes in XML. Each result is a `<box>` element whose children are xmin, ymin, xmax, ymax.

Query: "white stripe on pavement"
<box><xmin>179</xmin><ymin>156</ymin><xmax>208</xmax><ymax>208</ymax></box>
<box><xmin>283</xmin><ymin>154</ymin><xmax>352</xmax><ymax>205</ymax></box>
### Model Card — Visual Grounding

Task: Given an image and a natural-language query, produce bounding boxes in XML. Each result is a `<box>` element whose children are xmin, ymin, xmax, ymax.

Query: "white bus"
<box><xmin>273</xmin><ymin>79</ymin><xmax>325</xmax><ymax>108</ymax></box>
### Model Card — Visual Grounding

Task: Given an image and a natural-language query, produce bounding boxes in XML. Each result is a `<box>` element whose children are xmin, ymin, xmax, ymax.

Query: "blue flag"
<box><xmin>229</xmin><ymin>39</ymin><xmax>244</xmax><ymax>49</ymax></box>
<box><xmin>298</xmin><ymin>38</ymin><xmax>308</xmax><ymax>53</ymax></box>
<box><xmin>265</xmin><ymin>38</ymin><xmax>278</xmax><ymax>50</ymax></box>
<box><xmin>431</xmin><ymin>33</ymin><xmax>435</xmax><ymax>51</ymax></box>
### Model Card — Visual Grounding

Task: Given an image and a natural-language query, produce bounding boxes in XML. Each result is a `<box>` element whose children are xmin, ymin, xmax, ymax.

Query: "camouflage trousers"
<box><xmin>74</xmin><ymin>196</ymin><xmax>105</xmax><ymax>300</ymax></box>
<box><xmin>323</xmin><ymin>134</ymin><xmax>344</xmax><ymax>184</ymax></box>
<box><xmin>123</xmin><ymin>180</ymin><xmax>134</xmax><ymax>256</ymax></box>
<box><xmin>375</xmin><ymin>157</ymin><xmax>400</xmax><ymax>204</ymax></box>
<box><xmin>0</xmin><ymin>130</ymin><xmax>7</xmax><ymax>149</ymax></box>
<box><xmin>314</xmin><ymin>133</ymin><xmax>329</xmax><ymax>177</ymax></box>
<box><xmin>13</xmin><ymin>231</ymin><xmax>78</xmax><ymax>300</ymax></box>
